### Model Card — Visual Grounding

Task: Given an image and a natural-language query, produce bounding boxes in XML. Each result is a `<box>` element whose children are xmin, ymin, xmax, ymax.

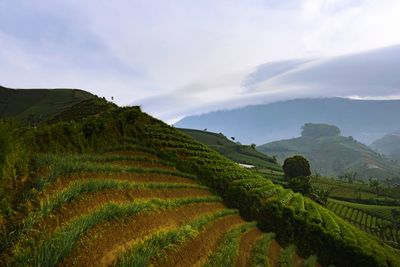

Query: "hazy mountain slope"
<box><xmin>175</xmin><ymin>98</ymin><xmax>400</xmax><ymax>145</ymax></box>
<box><xmin>371</xmin><ymin>133</ymin><xmax>400</xmax><ymax>161</ymax></box>
<box><xmin>178</xmin><ymin>128</ymin><xmax>281</xmax><ymax>171</ymax></box>
<box><xmin>0</xmin><ymin>86</ymin><xmax>96</xmax><ymax>122</ymax></box>
<box><xmin>257</xmin><ymin>124</ymin><xmax>398</xmax><ymax>179</ymax></box>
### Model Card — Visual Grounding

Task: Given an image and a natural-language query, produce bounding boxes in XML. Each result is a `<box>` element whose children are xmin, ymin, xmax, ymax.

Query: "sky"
<box><xmin>1</xmin><ymin>0</ymin><xmax>400</xmax><ymax>122</ymax></box>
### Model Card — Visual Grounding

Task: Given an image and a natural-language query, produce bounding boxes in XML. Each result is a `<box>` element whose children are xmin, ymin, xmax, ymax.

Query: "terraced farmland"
<box><xmin>1</xmin><ymin>104</ymin><xmax>399</xmax><ymax>266</ymax></box>
<box><xmin>327</xmin><ymin>198</ymin><xmax>400</xmax><ymax>246</ymax></box>
<box><xmin>1</xmin><ymin>148</ymin><xmax>310</xmax><ymax>267</ymax></box>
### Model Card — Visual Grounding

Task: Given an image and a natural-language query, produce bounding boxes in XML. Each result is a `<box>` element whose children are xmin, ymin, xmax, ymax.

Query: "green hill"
<box><xmin>178</xmin><ymin>128</ymin><xmax>282</xmax><ymax>171</ymax></box>
<box><xmin>371</xmin><ymin>133</ymin><xmax>400</xmax><ymax>161</ymax></box>
<box><xmin>0</xmin><ymin>92</ymin><xmax>399</xmax><ymax>266</ymax></box>
<box><xmin>258</xmin><ymin>123</ymin><xmax>399</xmax><ymax>179</ymax></box>
<box><xmin>0</xmin><ymin>86</ymin><xmax>97</xmax><ymax>123</ymax></box>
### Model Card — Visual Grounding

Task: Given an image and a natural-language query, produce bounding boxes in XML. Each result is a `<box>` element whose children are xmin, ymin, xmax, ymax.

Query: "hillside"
<box><xmin>371</xmin><ymin>133</ymin><xmax>400</xmax><ymax>161</ymax></box>
<box><xmin>257</xmin><ymin>123</ymin><xmax>398</xmax><ymax>179</ymax></box>
<box><xmin>0</xmin><ymin>93</ymin><xmax>399</xmax><ymax>266</ymax></box>
<box><xmin>0</xmin><ymin>86</ymin><xmax>97</xmax><ymax>123</ymax></box>
<box><xmin>175</xmin><ymin>97</ymin><xmax>400</xmax><ymax>145</ymax></box>
<box><xmin>178</xmin><ymin>128</ymin><xmax>282</xmax><ymax>171</ymax></box>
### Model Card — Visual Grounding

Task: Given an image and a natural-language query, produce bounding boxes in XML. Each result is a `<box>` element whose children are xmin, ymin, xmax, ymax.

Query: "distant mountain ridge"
<box><xmin>175</xmin><ymin>97</ymin><xmax>400</xmax><ymax>145</ymax></box>
<box><xmin>257</xmin><ymin>123</ymin><xmax>399</xmax><ymax>179</ymax></box>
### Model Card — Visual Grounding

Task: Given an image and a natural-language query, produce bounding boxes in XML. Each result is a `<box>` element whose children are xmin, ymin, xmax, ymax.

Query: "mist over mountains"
<box><xmin>175</xmin><ymin>98</ymin><xmax>400</xmax><ymax>145</ymax></box>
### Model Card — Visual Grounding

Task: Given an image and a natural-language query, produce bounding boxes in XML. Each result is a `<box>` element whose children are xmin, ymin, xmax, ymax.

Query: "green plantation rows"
<box><xmin>327</xmin><ymin>199</ymin><xmax>400</xmax><ymax>245</ymax></box>
<box><xmin>3</xmin><ymin>149</ymin><xmax>312</xmax><ymax>267</ymax></box>
<box><xmin>14</xmin><ymin>196</ymin><xmax>222</xmax><ymax>266</ymax></box>
<box><xmin>141</xmin><ymin>124</ymin><xmax>400</xmax><ymax>267</ymax></box>
<box><xmin>116</xmin><ymin>209</ymin><xmax>239</xmax><ymax>267</ymax></box>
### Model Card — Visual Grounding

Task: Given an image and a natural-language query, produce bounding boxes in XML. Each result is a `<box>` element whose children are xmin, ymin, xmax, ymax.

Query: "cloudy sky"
<box><xmin>1</xmin><ymin>0</ymin><xmax>400</xmax><ymax>122</ymax></box>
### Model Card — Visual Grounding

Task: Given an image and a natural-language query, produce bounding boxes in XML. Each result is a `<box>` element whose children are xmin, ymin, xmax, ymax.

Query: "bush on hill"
<box><xmin>283</xmin><ymin>155</ymin><xmax>311</xmax><ymax>179</ymax></box>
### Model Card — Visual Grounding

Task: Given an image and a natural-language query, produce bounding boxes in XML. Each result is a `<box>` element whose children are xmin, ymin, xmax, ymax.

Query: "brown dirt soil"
<box><xmin>43</xmin><ymin>172</ymin><xmax>197</xmax><ymax>195</ymax></box>
<box><xmin>293</xmin><ymin>253</ymin><xmax>304</xmax><ymax>267</ymax></box>
<box><xmin>235</xmin><ymin>227</ymin><xmax>263</xmax><ymax>267</ymax></box>
<box><xmin>268</xmin><ymin>240</ymin><xmax>282</xmax><ymax>267</ymax></box>
<box><xmin>59</xmin><ymin>202</ymin><xmax>226</xmax><ymax>267</ymax></box>
<box><xmin>154</xmin><ymin>215</ymin><xmax>245</xmax><ymax>267</ymax></box>
<box><xmin>38</xmin><ymin>187</ymin><xmax>213</xmax><ymax>233</ymax></box>
<box><xmin>106</xmin><ymin>160</ymin><xmax>176</xmax><ymax>171</ymax></box>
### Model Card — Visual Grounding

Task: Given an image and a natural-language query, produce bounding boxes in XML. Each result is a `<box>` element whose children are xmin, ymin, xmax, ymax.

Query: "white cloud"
<box><xmin>0</xmin><ymin>0</ymin><xmax>400</xmax><ymax>120</ymax></box>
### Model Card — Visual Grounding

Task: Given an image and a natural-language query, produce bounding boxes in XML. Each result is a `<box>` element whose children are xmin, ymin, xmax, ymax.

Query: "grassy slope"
<box><xmin>0</xmin><ymin>86</ymin><xmax>96</xmax><ymax>122</ymax></box>
<box><xmin>258</xmin><ymin>135</ymin><xmax>397</xmax><ymax>179</ymax></box>
<box><xmin>311</xmin><ymin>176</ymin><xmax>400</xmax><ymax>203</ymax></box>
<box><xmin>179</xmin><ymin>128</ymin><xmax>282</xmax><ymax>171</ymax></box>
<box><xmin>0</xmin><ymin>91</ymin><xmax>399</xmax><ymax>266</ymax></box>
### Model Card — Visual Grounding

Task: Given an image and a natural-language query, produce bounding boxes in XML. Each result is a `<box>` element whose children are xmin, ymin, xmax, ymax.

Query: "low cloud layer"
<box><xmin>1</xmin><ymin>1</ymin><xmax>400</xmax><ymax>122</ymax></box>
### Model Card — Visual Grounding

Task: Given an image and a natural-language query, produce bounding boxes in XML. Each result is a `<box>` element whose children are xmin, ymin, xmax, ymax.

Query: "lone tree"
<box><xmin>283</xmin><ymin>155</ymin><xmax>312</xmax><ymax>195</ymax></box>
<box><xmin>282</xmin><ymin>155</ymin><xmax>311</xmax><ymax>179</ymax></box>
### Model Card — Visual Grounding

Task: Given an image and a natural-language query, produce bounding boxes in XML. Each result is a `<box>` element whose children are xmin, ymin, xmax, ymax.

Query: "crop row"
<box><xmin>116</xmin><ymin>209</ymin><xmax>239</xmax><ymax>266</ymax></box>
<box><xmin>7</xmin><ymin>180</ymin><xmax>211</xmax><ymax>256</ymax></box>
<box><xmin>139</xmin><ymin>123</ymin><xmax>400</xmax><ymax>266</ymax></box>
<box><xmin>326</xmin><ymin>200</ymin><xmax>400</xmax><ymax>245</ymax></box>
<box><xmin>33</xmin><ymin>154</ymin><xmax>196</xmax><ymax>190</ymax></box>
<box><xmin>14</xmin><ymin>196</ymin><xmax>221</xmax><ymax>266</ymax></box>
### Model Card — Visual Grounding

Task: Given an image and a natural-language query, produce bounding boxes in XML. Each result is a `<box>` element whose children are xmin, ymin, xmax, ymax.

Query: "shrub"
<box><xmin>282</xmin><ymin>155</ymin><xmax>311</xmax><ymax>179</ymax></box>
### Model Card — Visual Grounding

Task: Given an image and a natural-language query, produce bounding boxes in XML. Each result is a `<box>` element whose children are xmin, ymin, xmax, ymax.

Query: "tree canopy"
<box><xmin>301</xmin><ymin>123</ymin><xmax>341</xmax><ymax>138</ymax></box>
<box><xmin>282</xmin><ymin>155</ymin><xmax>311</xmax><ymax>179</ymax></box>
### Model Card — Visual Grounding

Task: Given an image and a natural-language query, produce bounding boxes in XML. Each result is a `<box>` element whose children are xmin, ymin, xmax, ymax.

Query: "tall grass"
<box><xmin>203</xmin><ymin>222</ymin><xmax>257</xmax><ymax>267</ymax></box>
<box><xmin>13</xmin><ymin>196</ymin><xmax>220</xmax><ymax>266</ymax></box>
<box><xmin>279</xmin><ymin>245</ymin><xmax>297</xmax><ymax>267</ymax></box>
<box><xmin>116</xmin><ymin>209</ymin><xmax>238</xmax><ymax>267</ymax></box>
<box><xmin>302</xmin><ymin>255</ymin><xmax>318</xmax><ymax>267</ymax></box>
<box><xmin>249</xmin><ymin>232</ymin><xmax>276</xmax><ymax>267</ymax></box>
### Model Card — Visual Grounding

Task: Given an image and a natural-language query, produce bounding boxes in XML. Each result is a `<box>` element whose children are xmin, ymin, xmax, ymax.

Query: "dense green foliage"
<box><xmin>283</xmin><ymin>155</ymin><xmax>311</xmax><ymax>179</ymax></box>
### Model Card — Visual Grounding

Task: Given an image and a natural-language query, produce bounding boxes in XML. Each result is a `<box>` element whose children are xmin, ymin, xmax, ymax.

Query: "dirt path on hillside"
<box><xmin>154</xmin><ymin>215</ymin><xmax>245</xmax><ymax>267</ymax></box>
<box><xmin>59</xmin><ymin>202</ymin><xmax>226</xmax><ymax>267</ymax></box>
<box><xmin>235</xmin><ymin>227</ymin><xmax>263</xmax><ymax>267</ymax></box>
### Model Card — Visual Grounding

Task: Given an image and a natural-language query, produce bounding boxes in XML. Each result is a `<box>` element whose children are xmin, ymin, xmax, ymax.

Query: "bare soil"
<box><xmin>235</xmin><ymin>227</ymin><xmax>263</xmax><ymax>267</ymax></box>
<box><xmin>155</xmin><ymin>215</ymin><xmax>245</xmax><ymax>267</ymax></box>
<box><xmin>59</xmin><ymin>202</ymin><xmax>226</xmax><ymax>267</ymax></box>
<box><xmin>268</xmin><ymin>240</ymin><xmax>282</xmax><ymax>267</ymax></box>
